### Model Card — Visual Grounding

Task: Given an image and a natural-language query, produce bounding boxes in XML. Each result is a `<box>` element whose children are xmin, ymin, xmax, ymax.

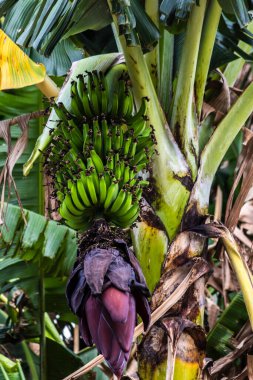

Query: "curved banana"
<box><xmin>109</xmin><ymin>189</ymin><xmax>126</xmax><ymax>214</ymax></box>
<box><xmin>76</xmin><ymin>178</ymin><xmax>92</xmax><ymax>208</ymax></box>
<box><xmin>90</xmin><ymin>149</ymin><xmax>104</xmax><ymax>173</ymax></box>
<box><xmin>99</xmin><ymin>175</ymin><xmax>107</xmax><ymax>205</ymax></box>
<box><xmin>116</xmin><ymin>192</ymin><xmax>133</xmax><ymax>217</ymax></box>
<box><xmin>86</xmin><ymin>174</ymin><xmax>98</xmax><ymax>205</ymax></box>
<box><xmin>64</xmin><ymin>193</ymin><xmax>84</xmax><ymax>216</ymax></box>
<box><xmin>70</xmin><ymin>183</ymin><xmax>86</xmax><ymax>211</ymax></box>
<box><xmin>104</xmin><ymin>180</ymin><xmax>119</xmax><ymax>209</ymax></box>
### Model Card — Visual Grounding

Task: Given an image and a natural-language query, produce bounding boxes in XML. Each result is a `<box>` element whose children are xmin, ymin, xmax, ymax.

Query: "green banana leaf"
<box><xmin>0</xmin><ymin>0</ymin><xmax>158</xmax><ymax>59</ymax></box>
<box><xmin>0</xmin><ymin>203</ymin><xmax>77</xmax><ymax>276</ymax></box>
<box><xmin>207</xmin><ymin>292</ymin><xmax>248</xmax><ymax>359</ymax></box>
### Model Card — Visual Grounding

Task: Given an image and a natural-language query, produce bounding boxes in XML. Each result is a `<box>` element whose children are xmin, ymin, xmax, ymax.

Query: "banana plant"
<box><xmin>1</xmin><ymin>1</ymin><xmax>253</xmax><ymax>380</ymax></box>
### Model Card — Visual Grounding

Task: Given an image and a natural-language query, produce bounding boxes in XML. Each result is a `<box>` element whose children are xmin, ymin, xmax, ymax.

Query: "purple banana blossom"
<box><xmin>66</xmin><ymin>239</ymin><xmax>150</xmax><ymax>378</ymax></box>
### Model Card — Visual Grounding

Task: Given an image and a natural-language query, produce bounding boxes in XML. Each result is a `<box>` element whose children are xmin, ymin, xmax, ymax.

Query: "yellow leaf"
<box><xmin>0</xmin><ymin>29</ymin><xmax>46</xmax><ymax>90</ymax></box>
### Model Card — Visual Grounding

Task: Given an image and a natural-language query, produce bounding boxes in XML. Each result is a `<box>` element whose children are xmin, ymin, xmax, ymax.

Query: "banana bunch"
<box><xmin>44</xmin><ymin>70</ymin><xmax>156</xmax><ymax>231</ymax></box>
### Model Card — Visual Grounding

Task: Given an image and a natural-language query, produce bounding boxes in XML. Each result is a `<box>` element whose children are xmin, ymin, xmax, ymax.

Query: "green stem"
<box><xmin>45</xmin><ymin>312</ymin><xmax>65</xmax><ymax>346</ymax></box>
<box><xmin>159</xmin><ymin>28</ymin><xmax>174</xmax><ymax>117</ymax></box>
<box><xmin>38</xmin><ymin>108</ymin><xmax>46</xmax><ymax>380</ymax></box>
<box><xmin>21</xmin><ymin>342</ymin><xmax>39</xmax><ymax>380</ymax></box>
<box><xmin>111</xmin><ymin>23</ymin><xmax>122</xmax><ymax>52</ymax></box>
<box><xmin>39</xmin><ymin>264</ymin><xmax>46</xmax><ymax>380</ymax></box>
<box><xmin>221</xmin><ymin>230</ymin><xmax>253</xmax><ymax>329</ymax></box>
<box><xmin>36</xmin><ymin>75</ymin><xmax>59</xmax><ymax>98</ymax></box>
<box><xmin>108</xmin><ymin>0</ymin><xmax>191</xmax><ymax>238</ymax></box>
<box><xmin>189</xmin><ymin>81</ymin><xmax>253</xmax><ymax>214</ymax></box>
<box><xmin>17</xmin><ymin>361</ymin><xmax>27</xmax><ymax>380</ymax></box>
<box><xmin>195</xmin><ymin>0</ymin><xmax>222</xmax><ymax>118</ymax></box>
<box><xmin>171</xmin><ymin>0</ymin><xmax>207</xmax><ymax>179</ymax></box>
<box><xmin>0</xmin><ymin>363</ymin><xmax>9</xmax><ymax>380</ymax></box>
<box><xmin>144</xmin><ymin>0</ymin><xmax>159</xmax><ymax>89</ymax></box>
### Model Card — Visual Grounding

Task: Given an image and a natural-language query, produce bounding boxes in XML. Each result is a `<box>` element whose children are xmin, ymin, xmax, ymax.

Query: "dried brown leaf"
<box><xmin>225</xmin><ymin>132</ymin><xmax>253</xmax><ymax>230</ymax></box>
<box><xmin>210</xmin><ymin>335</ymin><xmax>253</xmax><ymax>375</ymax></box>
<box><xmin>0</xmin><ymin>110</ymin><xmax>49</xmax><ymax>224</ymax></box>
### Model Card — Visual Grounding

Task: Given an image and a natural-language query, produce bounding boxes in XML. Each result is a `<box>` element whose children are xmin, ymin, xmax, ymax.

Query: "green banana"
<box><xmin>109</xmin><ymin>188</ymin><xmax>126</xmax><ymax>214</ymax></box>
<box><xmin>104</xmin><ymin>180</ymin><xmax>119</xmax><ymax>209</ymax></box>
<box><xmin>124</xmin><ymin>90</ymin><xmax>134</xmax><ymax>120</ymax></box>
<box><xmin>127</xmin><ymin>97</ymin><xmax>149</xmax><ymax>124</ymax></box>
<box><xmin>70</xmin><ymin>183</ymin><xmax>86</xmax><ymax>211</ymax></box>
<box><xmin>115</xmin><ymin>210</ymin><xmax>139</xmax><ymax>228</ymax></box>
<box><xmin>106</xmin><ymin>156</ymin><xmax>114</xmax><ymax>171</ymax></box>
<box><xmin>86</xmin><ymin>174</ymin><xmax>98</xmax><ymax>205</ymax></box>
<box><xmin>117</xmin><ymin>202</ymin><xmax>139</xmax><ymax>221</ymax></box>
<box><xmin>76</xmin><ymin>74</ymin><xmax>85</xmax><ymax>101</ymax></box>
<box><xmin>116</xmin><ymin>192</ymin><xmax>133</xmax><ymax>217</ymax></box>
<box><xmin>46</xmin><ymin>70</ymin><xmax>154</xmax><ymax>232</ymax></box>
<box><xmin>57</xmin><ymin>191</ymin><xmax>64</xmax><ymax>203</ymax></box>
<box><xmin>101</xmin><ymin>86</ymin><xmax>108</xmax><ymax>114</ymax></box>
<box><xmin>114</xmin><ymin>162</ymin><xmax>122</xmax><ymax>181</ymax></box>
<box><xmin>82</xmin><ymin>83</ymin><xmax>94</xmax><ymax>118</ymax></box>
<box><xmin>65</xmin><ymin>218</ymin><xmax>90</xmax><ymax>231</ymax></box>
<box><xmin>131</xmin><ymin>117</ymin><xmax>147</xmax><ymax>137</ymax></box>
<box><xmin>105</xmin><ymin>132</ymin><xmax>112</xmax><ymax>155</ymax></box>
<box><xmin>90</xmin><ymin>149</ymin><xmax>104</xmax><ymax>173</ymax></box>
<box><xmin>94</xmin><ymin>130</ymin><xmax>102</xmax><ymax>156</ymax></box>
<box><xmin>119</xmin><ymin>90</ymin><xmax>131</xmax><ymax>118</ymax></box>
<box><xmin>128</xmin><ymin>139</ymin><xmax>137</xmax><ymax>158</ymax></box>
<box><xmin>76</xmin><ymin>158</ymin><xmax>86</xmax><ymax>171</ymax></box>
<box><xmin>123</xmin><ymin>137</ymin><xmax>132</xmax><ymax>156</ymax></box>
<box><xmin>76</xmin><ymin>178</ymin><xmax>92</xmax><ymax>208</ymax></box>
<box><xmin>92</xmin><ymin>117</ymin><xmax>100</xmax><ymax>136</ymax></box>
<box><xmin>111</xmin><ymin>92</ymin><xmax>119</xmax><ymax>117</ymax></box>
<box><xmin>88</xmin><ymin>72</ymin><xmax>100</xmax><ymax>114</ymax></box>
<box><xmin>70</xmin><ymin>92</ymin><xmax>82</xmax><ymax>117</ymax></box>
<box><xmin>91</xmin><ymin>170</ymin><xmax>99</xmax><ymax>196</ymax></box>
<box><xmin>60</xmin><ymin>200</ymin><xmax>77</xmax><ymax>220</ymax></box>
<box><xmin>99</xmin><ymin>175</ymin><xmax>107</xmax><ymax>205</ymax></box>
<box><xmin>64</xmin><ymin>193</ymin><xmax>84</xmax><ymax>216</ymax></box>
<box><xmin>123</xmin><ymin>165</ymin><xmax>130</xmax><ymax>183</ymax></box>
<box><xmin>82</xmin><ymin>122</ymin><xmax>89</xmax><ymax>147</ymax></box>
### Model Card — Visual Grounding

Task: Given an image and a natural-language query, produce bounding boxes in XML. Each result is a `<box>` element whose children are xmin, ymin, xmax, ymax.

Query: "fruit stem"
<box><xmin>36</xmin><ymin>75</ymin><xmax>60</xmax><ymax>98</ymax></box>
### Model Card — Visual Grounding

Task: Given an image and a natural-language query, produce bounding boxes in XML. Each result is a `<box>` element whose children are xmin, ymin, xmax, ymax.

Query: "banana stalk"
<box><xmin>107</xmin><ymin>3</ymin><xmax>212</xmax><ymax>380</ymax></box>
<box><xmin>144</xmin><ymin>0</ymin><xmax>160</xmax><ymax>90</ymax></box>
<box><xmin>131</xmin><ymin>221</ymin><xmax>168</xmax><ymax>292</ymax></box>
<box><xmin>195</xmin><ymin>0</ymin><xmax>222</xmax><ymax>118</ymax></box>
<box><xmin>170</xmin><ymin>0</ymin><xmax>207</xmax><ymax>178</ymax></box>
<box><xmin>139</xmin><ymin>231</ymin><xmax>209</xmax><ymax>380</ymax></box>
<box><xmin>186</xmin><ymin>81</ymin><xmax>253</xmax><ymax>222</ymax></box>
<box><xmin>108</xmin><ymin>0</ymin><xmax>192</xmax><ymax>240</ymax></box>
<box><xmin>36</xmin><ymin>75</ymin><xmax>60</xmax><ymax>98</ymax></box>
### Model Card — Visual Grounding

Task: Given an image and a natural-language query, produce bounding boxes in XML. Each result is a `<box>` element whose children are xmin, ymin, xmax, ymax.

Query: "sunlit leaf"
<box><xmin>0</xmin><ymin>29</ymin><xmax>46</xmax><ymax>90</ymax></box>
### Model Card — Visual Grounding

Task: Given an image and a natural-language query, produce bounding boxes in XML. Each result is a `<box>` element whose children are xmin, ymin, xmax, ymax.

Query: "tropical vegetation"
<box><xmin>1</xmin><ymin>1</ymin><xmax>253</xmax><ymax>379</ymax></box>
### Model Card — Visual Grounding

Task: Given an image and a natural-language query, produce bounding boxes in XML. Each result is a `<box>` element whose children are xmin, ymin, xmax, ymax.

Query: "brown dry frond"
<box><xmin>0</xmin><ymin>110</ymin><xmax>49</xmax><ymax>225</ymax></box>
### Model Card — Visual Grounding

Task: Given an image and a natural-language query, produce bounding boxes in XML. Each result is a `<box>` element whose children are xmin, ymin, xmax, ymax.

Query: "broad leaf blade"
<box><xmin>0</xmin><ymin>29</ymin><xmax>46</xmax><ymax>90</ymax></box>
<box><xmin>0</xmin><ymin>204</ymin><xmax>77</xmax><ymax>276</ymax></box>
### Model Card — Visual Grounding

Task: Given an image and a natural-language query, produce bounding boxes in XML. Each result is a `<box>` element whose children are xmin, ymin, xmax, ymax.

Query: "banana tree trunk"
<box><xmin>105</xmin><ymin>1</ymin><xmax>253</xmax><ymax>379</ymax></box>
